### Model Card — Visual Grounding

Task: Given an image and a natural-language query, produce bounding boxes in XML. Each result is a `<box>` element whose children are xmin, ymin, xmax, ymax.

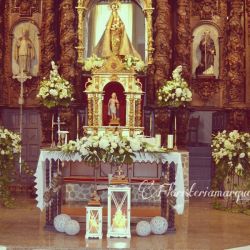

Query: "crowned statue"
<box><xmin>93</xmin><ymin>0</ymin><xmax>141</xmax><ymax>59</ymax></box>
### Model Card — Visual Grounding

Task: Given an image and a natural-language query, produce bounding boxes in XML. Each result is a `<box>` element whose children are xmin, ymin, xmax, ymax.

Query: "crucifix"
<box><xmin>13</xmin><ymin>71</ymin><xmax>32</xmax><ymax>173</ymax></box>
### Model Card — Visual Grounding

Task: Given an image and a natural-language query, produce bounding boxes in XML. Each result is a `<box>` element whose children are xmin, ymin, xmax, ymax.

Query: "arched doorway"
<box><xmin>103</xmin><ymin>82</ymin><xmax>126</xmax><ymax>126</ymax></box>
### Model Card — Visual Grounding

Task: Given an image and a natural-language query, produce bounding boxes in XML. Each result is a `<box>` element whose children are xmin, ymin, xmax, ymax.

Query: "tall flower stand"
<box><xmin>107</xmin><ymin>185</ymin><xmax>131</xmax><ymax>238</ymax></box>
<box><xmin>85</xmin><ymin>206</ymin><xmax>103</xmax><ymax>239</ymax></box>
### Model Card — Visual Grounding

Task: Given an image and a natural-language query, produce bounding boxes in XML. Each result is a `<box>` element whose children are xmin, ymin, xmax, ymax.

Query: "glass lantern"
<box><xmin>107</xmin><ymin>185</ymin><xmax>131</xmax><ymax>238</ymax></box>
<box><xmin>85</xmin><ymin>206</ymin><xmax>103</xmax><ymax>239</ymax></box>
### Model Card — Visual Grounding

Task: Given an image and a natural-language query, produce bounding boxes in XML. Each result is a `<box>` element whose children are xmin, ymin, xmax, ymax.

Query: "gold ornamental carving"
<box><xmin>41</xmin><ymin>0</ymin><xmax>57</xmax><ymax>77</ymax></box>
<box><xmin>153</xmin><ymin>0</ymin><xmax>172</xmax><ymax>91</ymax></box>
<box><xmin>224</xmin><ymin>0</ymin><xmax>245</xmax><ymax>103</ymax></box>
<box><xmin>11</xmin><ymin>0</ymin><xmax>41</xmax><ymax>17</ymax></box>
<box><xmin>87</xmin><ymin>97</ymin><xmax>93</xmax><ymax>126</ymax></box>
<box><xmin>175</xmin><ymin>0</ymin><xmax>191</xmax><ymax>78</ymax></box>
<box><xmin>192</xmin><ymin>77</ymin><xmax>221</xmax><ymax>102</ymax></box>
<box><xmin>192</xmin><ymin>0</ymin><xmax>219</xmax><ymax>20</ymax></box>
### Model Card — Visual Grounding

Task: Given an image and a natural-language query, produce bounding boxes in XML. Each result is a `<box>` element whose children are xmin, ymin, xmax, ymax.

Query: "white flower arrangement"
<box><xmin>0</xmin><ymin>127</ymin><xmax>21</xmax><ymax>207</ymax></box>
<box><xmin>0</xmin><ymin>128</ymin><xmax>21</xmax><ymax>157</ymax></box>
<box><xmin>83</xmin><ymin>54</ymin><xmax>105</xmax><ymax>71</ymax></box>
<box><xmin>124</xmin><ymin>55</ymin><xmax>145</xmax><ymax>72</ymax></box>
<box><xmin>157</xmin><ymin>66</ymin><xmax>192</xmax><ymax>107</ymax></box>
<box><xmin>212</xmin><ymin>130</ymin><xmax>250</xmax><ymax>177</ymax></box>
<box><xmin>37</xmin><ymin>61</ymin><xmax>74</xmax><ymax>109</ymax></box>
<box><xmin>61</xmin><ymin>133</ymin><xmax>160</xmax><ymax>166</ymax></box>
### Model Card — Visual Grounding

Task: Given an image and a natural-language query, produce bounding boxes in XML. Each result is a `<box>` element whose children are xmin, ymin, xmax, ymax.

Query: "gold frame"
<box><xmin>76</xmin><ymin>0</ymin><xmax>154</xmax><ymax>65</ymax></box>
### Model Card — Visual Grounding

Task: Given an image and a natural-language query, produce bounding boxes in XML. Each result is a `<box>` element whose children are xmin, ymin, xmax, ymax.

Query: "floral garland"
<box><xmin>61</xmin><ymin>133</ymin><xmax>161</xmax><ymax>166</ymax></box>
<box><xmin>157</xmin><ymin>66</ymin><xmax>192</xmax><ymax>107</ymax></box>
<box><xmin>123</xmin><ymin>55</ymin><xmax>145</xmax><ymax>72</ymax></box>
<box><xmin>37</xmin><ymin>61</ymin><xmax>74</xmax><ymax>109</ymax></box>
<box><xmin>83</xmin><ymin>54</ymin><xmax>105</xmax><ymax>72</ymax></box>
<box><xmin>212</xmin><ymin>130</ymin><xmax>250</xmax><ymax>177</ymax></box>
<box><xmin>83</xmin><ymin>54</ymin><xmax>145</xmax><ymax>73</ymax></box>
<box><xmin>0</xmin><ymin>127</ymin><xmax>21</xmax><ymax>207</ymax></box>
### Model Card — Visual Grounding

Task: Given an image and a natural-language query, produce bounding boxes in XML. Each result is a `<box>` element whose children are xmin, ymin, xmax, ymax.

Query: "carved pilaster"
<box><xmin>59</xmin><ymin>0</ymin><xmax>76</xmax><ymax>82</ymax></box>
<box><xmin>41</xmin><ymin>0</ymin><xmax>57</xmax><ymax>77</ymax></box>
<box><xmin>224</xmin><ymin>0</ymin><xmax>245</xmax><ymax>103</ymax></box>
<box><xmin>0</xmin><ymin>0</ymin><xmax>4</xmax><ymax>104</ymax></box>
<box><xmin>135</xmin><ymin>99</ymin><xmax>142</xmax><ymax>127</ymax></box>
<box><xmin>153</xmin><ymin>0</ymin><xmax>172</xmax><ymax>93</ymax></box>
<box><xmin>175</xmin><ymin>0</ymin><xmax>191</xmax><ymax>78</ymax></box>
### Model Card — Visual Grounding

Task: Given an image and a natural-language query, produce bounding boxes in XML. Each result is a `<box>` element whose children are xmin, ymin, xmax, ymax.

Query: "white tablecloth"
<box><xmin>34</xmin><ymin>150</ymin><xmax>185</xmax><ymax>214</ymax></box>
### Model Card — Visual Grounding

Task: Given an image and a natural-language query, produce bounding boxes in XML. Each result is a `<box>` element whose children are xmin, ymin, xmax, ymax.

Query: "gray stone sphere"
<box><xmin>150</xmin><ymin>216</ymin><xmax>168</xmax><ymax>235</ymax></box>
<box><xmin>53</xmin><ymin>214</ymin><xmax>71</xmax><ymax>233</ymax></box>
<box><xmin>136</xmin><ymin>220</ymin><xmax>151</xmax><ymax>236</ymax></box>
<box><xmin>64</xmin><ymin>220</ymin><xmax>80</xmax><ymax>236</ymax></box>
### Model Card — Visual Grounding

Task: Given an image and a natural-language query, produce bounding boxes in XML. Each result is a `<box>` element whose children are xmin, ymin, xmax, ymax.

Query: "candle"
<box><xmin>167</xmin><ymin>134</ymin><xmax>174</xmax><ymax>149</ymax></box>
<box><xmin>155</xmin><ymin>134</ymin><xmax>161</xmax><ymax>148</ymax></box>
<box><xmin>76</xmin><ymin>112</ymin><xmax>79</xmax><ymax>140</ymax></box>
<box><xmin>149</xmin><ymin>113</ymin><xmax>152</xmax><ymax>136</ymax></box>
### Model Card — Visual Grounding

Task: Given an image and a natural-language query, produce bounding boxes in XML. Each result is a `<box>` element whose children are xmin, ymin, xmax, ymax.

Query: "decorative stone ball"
<box><xmin>64</xmin><ymin>220</ymin><xmax>80</xmax><ymax>236</ymax></box>
<box><xmin>53</xmin><ymin>214</ymin><xmax>71</xmax><ymax>233</ymax></box>
<box><xmin>136</xmin><ymin>221</ymin><xmax>151</xmax><ymax>237</ymax></box>
<box><xmin>150</xmin><ymin>216</ymin><xmax>168</xmax><ymax>235</ymax></box>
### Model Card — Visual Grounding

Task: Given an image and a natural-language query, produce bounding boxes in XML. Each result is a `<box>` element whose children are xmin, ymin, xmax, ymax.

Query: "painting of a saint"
<box><xmin>93</xmin><ymin>0</ymin><xmax>141</xmax><ymax>59</ymax></box>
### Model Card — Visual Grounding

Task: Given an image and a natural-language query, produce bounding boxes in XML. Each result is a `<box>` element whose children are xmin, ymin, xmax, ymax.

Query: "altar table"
<box><xmin>34</xmin><ymin>149</ymin><xmax>185</xmax><ymax>229</ymax></box>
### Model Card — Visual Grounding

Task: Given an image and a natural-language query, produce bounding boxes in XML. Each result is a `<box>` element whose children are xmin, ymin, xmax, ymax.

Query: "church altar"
<box><xmin>34</xmin><ymin>149</ymin><xmax>185</xmax><ymax>216</ymax></box>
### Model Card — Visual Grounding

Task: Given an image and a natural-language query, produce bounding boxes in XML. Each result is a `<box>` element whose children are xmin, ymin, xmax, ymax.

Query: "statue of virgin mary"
<box><xmin>93</xmin><ymin>0</ymin><xmax>141</xmax><ymax>59</ymax></box>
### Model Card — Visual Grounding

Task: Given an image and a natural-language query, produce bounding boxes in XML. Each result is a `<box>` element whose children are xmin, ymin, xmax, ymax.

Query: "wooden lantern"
<box><xmin>85</xmin><ymin>206</ymin><xmax>103</xmax><ymax>239</ymax></box>
<box><xmin>107</xmin><ymin>185</ymin><xmax>131</xmax><ymax>238</ymax></box>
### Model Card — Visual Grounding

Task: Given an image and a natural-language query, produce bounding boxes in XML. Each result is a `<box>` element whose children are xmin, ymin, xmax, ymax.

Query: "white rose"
<box><xmin>80</xmin><ymin>146</ymin><xmax>89</xmax><ymax>156</ymax></box>
<box><xmin>99</xmin><ymin>138</ymin><xmax>109</xmax><ymax>149</ymax></box>
<box><xmin>175</xmin><ymin>88</ymin><xmax>182</xmax><ymax>97</ymax></box>
<box><xmin>49</xmin><ymin>89</ymin><xmax>58</xmax><ymax>96</ymax></box>
<box><xmin>239</xmin><ymin>152</ymin><xmax>245</xmax><ymax>158</ymax></box>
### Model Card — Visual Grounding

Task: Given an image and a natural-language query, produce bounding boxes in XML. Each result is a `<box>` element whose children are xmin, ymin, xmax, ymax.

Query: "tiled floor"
<box><xmin>0</xmin><ymin>195</ymin><xmax>250</xmax><ymax>250</ymax></box>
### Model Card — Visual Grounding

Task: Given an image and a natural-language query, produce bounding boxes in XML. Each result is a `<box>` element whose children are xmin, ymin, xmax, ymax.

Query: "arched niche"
<box><xmin>103</xmin><ymin>82</ymin><xmax>126</xmax><ymax>126</ymax></box>
<box><xmin>76</xmin><ymin>0</ymin><xmax>154</xmax><ymax>65</ymax></box>
<box><xmin>192</xmin><ymin>23</ymin><xmax>221</xmax><ymax>79</ymax></box>
<box><xmin>11</xmin><ymin>21</ymin><xmax>40</xmax><ymax>76</ymax></box>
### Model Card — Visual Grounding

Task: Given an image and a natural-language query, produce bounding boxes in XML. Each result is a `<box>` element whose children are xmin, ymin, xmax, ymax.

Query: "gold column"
<box><xmin>135</xmin><ymin>99</ymin><xmax>142</xmax><ymax>127</ymax></box>
<box><xmin>153</xmin><ymin>0</ymin><xmax>172</xmax><ymax>90</ymax></box>
<box><xmin>76</xmin><ymin>0</ymin><xmax>87</xmax><ymax>64</ymax></box>
<box><xmin>224</xmin><ymin>0</ymin><xmax>245</xmax><ymax>103</ymax></box>
<box><xmin>144</xmin><ymin>7</ymin><xmax>154</xmax><ymax>65</ymax></box>
<box><xmin>175</xmin><ymin>0</ymin><xmax>191</xmax><ymax>78</ymax></box>
<box><xmin>0</xmin><ymin>0</ymin><xmax>4</xmax><ymax>104</ymax></box>
<box><xmin>59</xmin><ymin>0</ymin><xmax>77</xmax><ymax>81</ymax></box>
<box><xmin>129</xmin><ymin>96</ymin><xmax>135</xmax><ymax>127</ymax></box>
<box><xmin>41</xmin><ymin>0</ymin><xmax>57</xmax><ymax>77</ymax></box>
<box><xmin>87</xmin><ymin>97</ymin><xmax>93</xmax><ymax>126</ymax></box>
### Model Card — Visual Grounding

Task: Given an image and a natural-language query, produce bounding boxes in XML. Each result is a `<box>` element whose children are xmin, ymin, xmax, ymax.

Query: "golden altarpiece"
<box><xmin>76</xmin><ymin>0</ymin><xmax>154</xmax><ymax>135</ymax></box>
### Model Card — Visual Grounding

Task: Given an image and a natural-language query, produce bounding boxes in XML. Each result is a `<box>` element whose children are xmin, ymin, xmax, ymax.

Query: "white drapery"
<box><xmin>34</xmin><ymin>150</ymin><xmax>185</xmax><ymax>215</ymax></box>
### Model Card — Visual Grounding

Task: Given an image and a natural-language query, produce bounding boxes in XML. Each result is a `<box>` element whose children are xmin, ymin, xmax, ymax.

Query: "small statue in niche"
<box><xmin>14</xmin><ymin>29</ymin><xmax>35</xmax><ymax>75</ymax></box>
<box><xmin>195</xmin><ymin>30</ymin><xmax>216</xmax><ymax>76</ymax></box>
<box><xmin>108</xmin><ymin>92</ymin><xmax>120</xmax><ymax>125</ymax></box>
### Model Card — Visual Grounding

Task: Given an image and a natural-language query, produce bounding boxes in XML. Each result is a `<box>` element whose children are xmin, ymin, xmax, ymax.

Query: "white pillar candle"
<box><xmin>155</xmin><ymin>134</ymin><xmax>161</xmax><ymax>148</ymax></box>
<box><xmin>167</xmin><ymin>134</ymin><xmax>174</xmax><ymax>149</ymax></box>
